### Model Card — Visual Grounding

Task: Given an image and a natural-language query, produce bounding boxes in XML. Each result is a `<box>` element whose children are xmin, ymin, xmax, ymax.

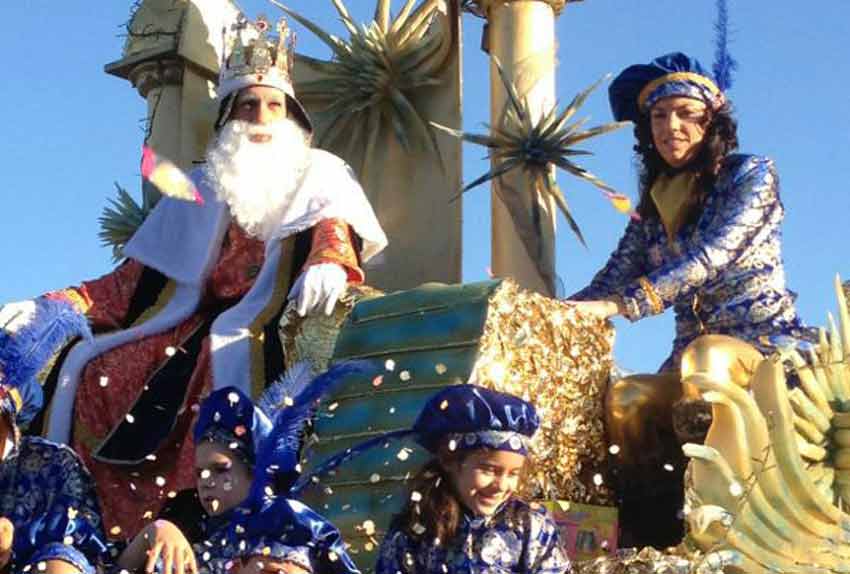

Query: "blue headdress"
<box><xmin>608</xmin><ymin>0</ymin><xmax>737</xmax><ymax>122</ymax></box>
<box><xmin>413</xmin><ymin>384</ymin><xmax>539</xmax><ymax>455</ymax></box>
<box><xmin>194</xmin><ymin>361</ymin><xmax>366</xmax><ymax>574</ymax></box>
<box><xmin>0</xmin><ymin>297</ymin><xmax>92</xmax><ymax>430</ymax></box>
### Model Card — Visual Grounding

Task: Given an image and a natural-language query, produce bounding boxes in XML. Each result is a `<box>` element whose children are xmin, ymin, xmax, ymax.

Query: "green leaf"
<box><xmin>270</xmin><ymin>1</ymin><xmax>350</xmax><ymax>61</ymax></box>
<box><xmin>462</xmin><ymin>158</ymin><xmax>523</xmax><ymax>193</ymax></box>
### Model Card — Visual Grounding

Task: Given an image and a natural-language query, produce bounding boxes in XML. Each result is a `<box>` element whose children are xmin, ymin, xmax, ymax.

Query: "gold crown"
<box><xmin>219</xmin><ymin>14</ymin><xmax>296</xmax><ymax>99</ymax></box>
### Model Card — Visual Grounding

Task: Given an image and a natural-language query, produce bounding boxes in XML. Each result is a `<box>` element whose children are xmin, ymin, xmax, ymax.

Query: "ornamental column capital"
<box><xmin>465</xmin><ymin>0</ymin><xmax>575</xmax><ymax>18</ymax></box>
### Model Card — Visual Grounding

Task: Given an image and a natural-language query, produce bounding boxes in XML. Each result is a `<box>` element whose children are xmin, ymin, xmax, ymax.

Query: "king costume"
<box><xmin>7</xmin><ymin>14</ymin><xmax>388</xmax><ymax>539</ymax></box>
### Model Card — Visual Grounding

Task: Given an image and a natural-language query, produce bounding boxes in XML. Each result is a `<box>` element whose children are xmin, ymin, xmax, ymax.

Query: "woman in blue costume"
<box><xmin>569</xmin><ymin>52</ymin><xmax>812</xmax><ymax>547</ymax></box>
<box><xmin>116</xmin><ymin>366</ymin><xmax>360</xmax><ymax>574</ymax></box>
<box><xmin>376</xmin><ymin>385</ymin><xmax>570</xmax><ymax>574</ymax></box>
<box><xmin>0</xmin><ymin>319</ymin><xmax>108</xmax><ymax>574</ymax></box>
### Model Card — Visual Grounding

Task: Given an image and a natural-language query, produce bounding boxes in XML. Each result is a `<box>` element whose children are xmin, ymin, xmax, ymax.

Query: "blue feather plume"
<box><xmin>712</xmin><ymin>0</ymin><xmax>737</xmax><ymax>91</ymax></box>
<box><xmin>248</xmin><ymin>360</ymin><xmax>368</xmax><ymax>502</ymax></box>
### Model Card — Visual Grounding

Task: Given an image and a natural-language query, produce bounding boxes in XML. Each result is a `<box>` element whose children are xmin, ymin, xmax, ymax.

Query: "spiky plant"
<box><xmin>270</xmin><ymin>0</ymin><xmax>447</xmax><ymax>158</ymax></box>
<box><xmin>432</xmin><ymin>58</ymin><xmax>630</xmax><ymax>249</ymax></box>
<box><xmin>98</xmin><ymin>181</ymin><xmax>158</xmax><ymax>262</ymax></box>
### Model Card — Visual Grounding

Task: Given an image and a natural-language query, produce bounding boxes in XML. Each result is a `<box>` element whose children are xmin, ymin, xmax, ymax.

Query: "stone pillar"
<box><xmin>105</xmin><ymin>0</ymin><xmax>241</xmax><ymax>180</ymax></box>
<box><xmin>472</xmin><ymin>0</ymin><xmax>565</xmax><ymax>296</ymax></box>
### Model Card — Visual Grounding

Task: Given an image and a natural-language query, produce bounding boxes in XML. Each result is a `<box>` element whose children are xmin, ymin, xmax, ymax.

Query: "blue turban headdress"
<box><xmin>413</xmin><ymin>385</ymin><xmax>539</xmax><ymax>456</ymax></box>
<box><xmin>608</xmin><ymin>52</ymin><xmax>724</xmax><ymax>123</ymax></box>
<box><xmin>608</xmin><ymin>0</ymin><xmax>738</xmax><ymax>122</ymax></box>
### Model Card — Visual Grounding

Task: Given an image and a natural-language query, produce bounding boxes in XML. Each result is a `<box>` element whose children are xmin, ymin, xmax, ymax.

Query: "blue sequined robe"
<box><xmin>0</xmin><ymin>436</ymin><xmax>107</xmax><ymax>574</ymax></box>
<box><xmin>572</xmin><ymin>154</ymin><xmax>811</xmax><ymax>370</ymax></box>
<box><xmin>376</xmin><ymin>498</ymin><xmax>570</xmax><ymax>574</ymax></box>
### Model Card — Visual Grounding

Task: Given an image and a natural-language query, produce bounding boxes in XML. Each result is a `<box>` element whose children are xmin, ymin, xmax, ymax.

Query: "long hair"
<box><xmin>633</xmin><ymin>101</ymin><xmax>739</xmax><ymax>223</ymax></box>
<box><xmin>390</xmin><ymin>448</ymin><xmax>467</xmax><ymax>545</ymax></box>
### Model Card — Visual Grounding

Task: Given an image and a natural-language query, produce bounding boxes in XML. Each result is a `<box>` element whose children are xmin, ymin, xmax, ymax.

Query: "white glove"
<box><xmin>289</xmin><ymin>264</ymin><xmax>348</xmax><ymax>317</ymax></box>
<box><xmin>0</xmin><ymin>301</ymin><xmax>36</xmax><ymax>334</ymax></box>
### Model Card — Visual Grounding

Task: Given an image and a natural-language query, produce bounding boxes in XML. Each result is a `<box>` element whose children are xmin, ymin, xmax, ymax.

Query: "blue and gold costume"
<box><xmin>187</xmin><ymin>366</ymin><xmax>362</xmax><ymax>574</ymax></box>
<box><xmin>373</xmin><ymin>385</ymin><xmax>571</xmax><ymax>574</ymax></box>
<box><xmin>572</xmin><ymin>152</ymin><xmax>809</xmax><ymax>369</ymax></box>
<box><xmin>378</xmin><ymin>498</ymin><xmax>567</xmax><ymax>574</ymax></box>
<box><xmin>0</xmin><ymin>306</ymin><xmax>106</xmax><ymax>574</ymax></box>
<box><xmin>0</xmin><ymin>436</ymin><xmax>107</xmax><ymax>574</ymax></box>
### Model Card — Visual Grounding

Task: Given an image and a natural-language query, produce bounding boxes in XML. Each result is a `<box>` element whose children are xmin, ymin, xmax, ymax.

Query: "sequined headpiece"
<box><xmin>218</xmin><ymin>14</ymin><xmax>312</xmax><ymax>132</ymax></box>
<box><xmin>414</xmin><ymin>385</ymin><xmax>539</xmax><ymax>455</ymax></box>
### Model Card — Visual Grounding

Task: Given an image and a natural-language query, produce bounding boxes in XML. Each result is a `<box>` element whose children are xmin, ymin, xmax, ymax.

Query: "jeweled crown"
<box><xmin>218</xmin><ymin>14</ymin><xmax>297</xmax><ymax>101</ymax></box>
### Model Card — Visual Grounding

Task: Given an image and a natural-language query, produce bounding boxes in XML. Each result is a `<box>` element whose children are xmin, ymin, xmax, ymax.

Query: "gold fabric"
<box><xmin>649</xmin><ymin>171</ymin><xmax>698</xmax><ymax>241</ymax></box>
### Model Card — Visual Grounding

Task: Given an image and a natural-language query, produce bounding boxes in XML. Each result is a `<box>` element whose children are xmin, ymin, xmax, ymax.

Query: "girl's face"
<box><xmin>650</xmin><ymin>96</ymin><xmax>710</xmax><ymax>168</ymax></box>
<box><xmin>449</xmin><ymin>449</ymin><xmax>526</xmax><ymax>516</ymax></box>
<box><xmin>194</xmin><ymin>441</ymin><xmax>253</xmax><ymax>516</ymax></box>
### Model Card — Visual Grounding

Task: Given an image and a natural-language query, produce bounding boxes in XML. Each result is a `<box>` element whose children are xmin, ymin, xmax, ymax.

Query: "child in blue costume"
<box><xmin>0</xmin><ymin>316</ymin><xmax>107</xmax><ymax>574</ymax></box>
<box><xmin>376</xmin><ymin>385</ymin><xmax>570</xmax><ymax>574</ymax></box>
<box><xmin>569</xmin><ymin>52</ymin><xmax>814</xmax><ymax>547</ymax></box>
<box><xmin>116</xmin><ymin>365</ymin><xmax>360</xmax><ymax>574</ymax></box>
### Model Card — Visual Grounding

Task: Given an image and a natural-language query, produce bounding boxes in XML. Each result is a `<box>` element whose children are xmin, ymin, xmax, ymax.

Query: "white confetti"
<box><xmin>328</xmin><ymin>402</ymin><xmax>339</xmax><ymax>412</ymax></box>
<box><xmin>155</xmin><ymin>476</ymin><xmax>166</xmax><ymax>487</ymax></box>
<box><xmin>63</xmin><ymin>535</ymin><xmax>74</xmax><ymax>545</ymax></box>
<box><xmin>227</xmin><ymin>392</ymin><xmax>240</xmax><ymax>404</ymax></box>
<box><xmin>200</xmin><ymin>469</ymin><xmax>211</xmax><ymax>480</ymax></box>
<box><xmin>412</xmin><ymin>523</ymin><xmax>426</xmax><ymax>535</ymax></box>
<box><xmin>99</xmin><ymin>376</ymin><xmax>109</xmax><ymax>388</ymax></box>
<box><xmin>592</xmin><ymin>473</ymin><xmax>604</xmax><ymax>486</ymax></box>
<box><xmin>125</xmin><ymin>414</ymin><xmax>135</xmax><ymax>424</ymax></box>
<box><xmin>164</xmin><ymin>346</ymin><xmax>177</xmax><ymax>357</ymax></box>
<box><xmin>435</xmin><ymin>363</ymin><xmax>447</xmax><ymax>375</ymax></box>
<box><xmin>439</xmin><ymin>400</ymin><xmax>449</xmax><ymax>410</ymax></box>
<box><xmin>362</xmin><ymin>520</ymin><xmax>376</xmax><ymax>535</ymax></box>
<box><xmin>385</xmin><ymin>359</ymin><xmax>396</xmax><ymax>371</ymax></box>
<box><xmin>410</xmin><ymin>491</ymin><xmax>422</xmax><ymax>502</ymax></box>
<box><xmin>399</xmin><ymin>370</ymin><xmax>411</xmax><ymax>381</ymax></box>
<box><xmin>608</xmin><ymin>444</ymin><xmax>620</xmax><ymax>455</ymax></box>
<box><xmin>370</xmin><ymin>473</ymin><xmax>381</xmax><ymax>483</ymax></box>
<box><xmin>663</xmin><ymin>463</ymin><xmax>675</xmax><ymax>472</ymax></box>
<box><xmin>396</xmin><ymin>448</ymin><xmax>411</xmax><ymax>461</ymax></box>
<box><xmin>729</xmin><ymin>481</ymin><xmax>744</xmax><ymax>497</ymax></box>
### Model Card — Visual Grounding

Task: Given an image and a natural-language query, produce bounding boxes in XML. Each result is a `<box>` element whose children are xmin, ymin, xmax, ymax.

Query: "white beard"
<box><xmin>204</xmin><ymin>119</ymin><xmax>312</xmax><ymax>242</ymax></box>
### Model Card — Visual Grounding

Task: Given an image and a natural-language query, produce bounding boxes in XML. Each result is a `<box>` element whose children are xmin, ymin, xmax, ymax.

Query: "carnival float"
<box><xmin>6</xmin><ymin>0</ymin><xmax>850</xmax><ymax>573</ymax></box>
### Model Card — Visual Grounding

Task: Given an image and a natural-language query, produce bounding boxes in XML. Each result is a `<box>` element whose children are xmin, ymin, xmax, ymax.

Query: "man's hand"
<box><xmin>289</xmin><ymin>264</ymin><xmax>347</xmax><ymax>317</ymax></box>
<box><xmin>0</xmin><ymin>517</ymin><xmax>13</xmax><ymax>569</ymax></box>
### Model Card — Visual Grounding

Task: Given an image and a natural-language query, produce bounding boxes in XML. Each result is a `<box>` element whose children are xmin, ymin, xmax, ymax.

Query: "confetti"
<box><xmin>227</xmin><ymin>392</ymin><xmax>240</xmax><ymax>404</ymax></box>
<box><xmin>164</xmin><ymin>346</ymin><xmax>177</xmax><ymax>357</ymax></box>
<box><xmin>37</xmin><ymin>562</ymin><xmax>47</xmax><ymax>572</ymax></box>
<box><xmin>439</xmin><ymin>400</ymin><xmax>449</xmax><ymax>410</ymax></box>
<box><xmin>328</xmin><ymin>402</ymin><xmax>339</xmax><ymax>412</ymax></box>
<box><xmin>155</xmin><ymin>476</ymin><xmax>166</xmax><ymax>487</ymax></box>
<box><xmin>145</xmin><ymin>454</ymin><xmax>157</xmax><ymax>461</ymax></box>
<box><xmin>143</xmin><ymin>511</ymin><xmax>154</xmax><ymax>519</ymax></box>
<box><xmin>412</xmin><ymin>523</ymin><xmax>426</xmax><ymax>535</ymax></box>
<box><xmin>328</xmin><ymin>551</ymin><xmax>339</xmax><ymax>562</ymax></box>
<box><xmin>372</xmin><ymin>375</ymin><xmax>383</xmax><ymax>387</ymax></box>
<box><xmin>125</xmin><ymin>414</ymin><xmax>135</xmax><ymax>424</ymax></box>
<box><xmin>608</xmin><ymin>444</ymin><xmax>621</xmax><ymax>455</ymax></box>
<box><xmin>99</xmin><ymin>376</ymin><xmax>109</xmax><ymax>387</ymax></box>
<box><xmin>109</xmin><ymin>526</ymin><xmax>122</xmax><ymax>536</ymax></box>
<box><xmin>365</xmin><ymin>542</ymin><xmax>374</xmax><ymax>552</ymax></box>
<box><xmin>729</xmin><ymin>481</ymin><xmax>744</xmax><ymax>497</ymax></box>
<box><xmin>396</xmin><ymin>448</ymin><xmax>411</xmax><ymax>461</ymax></box>
<box><xmin>200</xmin><ymin>469</ymin><xmax>211</xmax><ymax>480</ymax></box>
<box><xmin>448</xmin><ymin>439</ymin><xmax>457</xmax><ymax>452</ymax></box>
<box><xmin>211</xmin><ymin>499</ymin><xmax>220</xmax><ymax>512</ymax></box>
<box><xmin>592</xmin><ymin>473</ymin><xmax>604</xmax><ymax>486</ymax></box>
<box><xmin>63</xmin><ymin>536</ymin><xmax>74</xmax><ymax>545</ymax></box>
<box><xmin>385</xmin><ymin>359</ymin><xmax>396</xmax><ymax>371</ymax></box>
<box><xmin>369</xmin><ymin>473</ymin><xmax>381</xmax><ymax>483</ymax></box>
<box><xmin>167</xmin><ymin>491</ymin><xmax>177</xmax><ymax>499</ymax></box>
<box><xmin>663</xmin><ymin>463</ymin><xmax>675</xmax><ymax>472</ymax></box>
<box><xmin>141</xmin><ymin>145</ymin><xmax>204</xmax><ymax>204</ymax></box>
<box><xmin>435</xmin><ymin>363</ymin><xmax>447</xmax><ymax>375</ymax></box>
<box><xmin>362</xmin><ymin>520</ymin><xmax>376</xmax><ymax>535</ymax></box>
<box><xmin>410</xmin><ymin>491</ymin><xmax>422</xmax><ymax>502</ymax></box>
<box><xmin>399</xmin><ymin>370</ymin><xmax>411</xmax><ymax>381</ymax></box>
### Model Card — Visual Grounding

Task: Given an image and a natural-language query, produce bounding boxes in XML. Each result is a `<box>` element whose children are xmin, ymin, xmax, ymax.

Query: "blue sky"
<box><xmin>1</xmin><ymin>1</ymin><xmax>847</xmax><ymax>373</ymax></box>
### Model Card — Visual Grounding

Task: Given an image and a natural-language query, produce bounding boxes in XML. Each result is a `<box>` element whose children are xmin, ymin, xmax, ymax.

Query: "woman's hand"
<box><xmin>0</xmin><ymin>517</ymin><xmax>13</xmax><ymax>569</ymax></box>
<box><xmin>564</xmin><ymin>299</ymin><xmax>622</xmax><ymax>320</ymax></box>
<box><xmin>118</xmin><ymin>519</ymin><xmax>197</xmax><ymax>574</ymax></box>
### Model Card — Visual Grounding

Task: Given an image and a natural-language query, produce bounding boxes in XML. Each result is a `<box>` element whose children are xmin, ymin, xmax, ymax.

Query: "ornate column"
<box><xmin>469</xmin><ymin>0</ymin><xmax>568</xmax><ymax>296</ymax></box>
<box><xmin>105</xmin><ymin>0</ymin><xmax>240</xmax><ymax>178</ymax></box>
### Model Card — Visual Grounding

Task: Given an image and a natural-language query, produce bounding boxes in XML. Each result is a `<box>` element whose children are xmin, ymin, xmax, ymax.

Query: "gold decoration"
<box><xmin>680</xmin><ymin>275</ymin><xmax>850</xmax><ymax>572</ymax></box>
<box><xmin>271</xmin><ymin>0</ymin><xmax>449</xmax><ymax>158</ymax></box>
<box><xmin>474</xmin><ymin>279</ymin><xmax>615</xmax><ymax>504</ymax></box>
<box><xmin>462</xmin><ymin>0</ymin><xmax>580</xmax><ymax>18</ymax></box>
<box><xmin>278</xmin><ymin>284</ymin><xmax>384</xmax><ymax>374</ymax></box>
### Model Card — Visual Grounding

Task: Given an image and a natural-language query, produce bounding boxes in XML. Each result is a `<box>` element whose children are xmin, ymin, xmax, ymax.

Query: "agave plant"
<box><xmin>270</xmin><ymin>0</ymin><xmax>447</xmax><ymax>158</ymax></box>
<box><xmin>432</xmin><ymin>58</ymin><xmax>630</xmax><ymax>250</ymax></box>
<box><xmin>98</xmin><ymin>181</ymin><xmax>158</xmax><ymax>261</ymax></box>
